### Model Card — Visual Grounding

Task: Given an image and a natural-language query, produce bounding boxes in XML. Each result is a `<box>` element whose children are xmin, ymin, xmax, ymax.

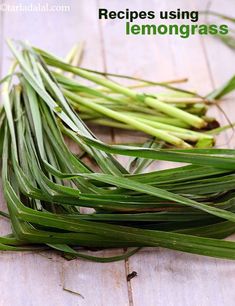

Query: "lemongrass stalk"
<box><xmin>85</xmin><ymin>117</ymin><xmax>208</xmax><ymax>142</ymax></box>
<box><xmin>79</xmin><ymin>95</ymin><xmax>206</xmax><ymax>111</ymax></box>
<box><xmin>133</xmin><ymin>117</ymin><xmax>213</xmax><ymax>140</ymax></box>
<box><xmin>66</xmin><ymin>44</ymin><xmax>80</xmax><ymax>64</ymax></box>
<box><xmin>78</xmin><ymin>106</ymin><xmax>191</xmax><ymax>129</ymax></box>
<box><xmin>97</xmin><ymin>77</ymin><xmax>188</xmax><ymax>91</ymax></box>
<box><xmin>70</xmin><ymin>95</ymin><xmax>162</xmax><ymax>116</ymax></box>
<box><xmin>55</xmin><ymin>71</ymin><xmax>206</xmax><ymax>117</ymax></box>
<box><xmin>143</xmin><ymin>96</ymin><xmax>206</xmax><ymax>128</ymax></box>
<box><xmin>64</xmin><ymin>89</ymin><xmax>191</xmax><ymax>148</ymax></box>
<box><xmin>38</xmin><ymin>52</ymin><xmax>205</xmax><ymax>127</ymax></box>
<box><xmin>70</xmin><ymin>42</ymin><xmax>84</xmax><ymax>66</ymax></box>
<box><xmin>69</xmin><ymin>92</ymin><xmax>204</xmax><ymax>131</ymax></box>
<box><xmin>79</xmin><ymin>114</ymin><xmax>101</xmax><ymax>120</ymax></box>
<box><xmin>165</xmin><ymin>132</ymin><xmax>198</xmax><ymax>142</ymax></box>
<box><xmin>103</xmin><ymin>123</ymin><xmax>200</xmax><ymax>141</ymax></box>
<box><xmin>56</xmin><ymin>66</ymin><xmax>206</xmax><ymax>128</ymax></box>
<box><xmin>90</xmin><ymin>118</ymin><xmax>132</xmax><ymax>130</ymax></box>
<box><xmin>67</xmin><ymin>42</ymin><xmax>84</xmax><ymax>79</ymax></box>
<box><xmin>123</xmin><ymin>113</ymin><xmax>193</xmax><ymax>135</ymax></box>
<box><xmin>55</xmin><ymin>45</ymin><xmax>77</xmax><ymax>74</ymax></box>
<box><xmin>56</xmin><ymin>72</ymin><xmax>192</xmax><ymax>103</ymax></box>
<box><xmin>122</xmin><ymin>112</ymin><xmax>190</xmax><ymax>128</ymax></box>
<box><xmin>157</xmin><ymin>97</ymin><xmax>207</xmax><ymax>104</ymax></box>
<box><xmin>185</xmin><ymin>104</ymin><xmax>208</xmax><ymax>116</ymax></box>
<box><xmin>1</xmin><ymin>61</ymin><xmax>18</xmax><ymax>154</ymax></box>
<box><xmin>56</xmin><ymin>42</ymin><xmax>84</xmax><ymax>77</ymax></box>
<box><xmin>153</xmin><ymin>92</ymin><xmax>196</xmax><ymax>98</ymax></box>
<box><xmin>101</xmin><ymin>114</ymin><xmax>209</xmax><ymax>141</ymax></box>
<box><xmin>83</xmin><ymin>118</ymin><xmax>197</xmax><ymax>141</ymax></box>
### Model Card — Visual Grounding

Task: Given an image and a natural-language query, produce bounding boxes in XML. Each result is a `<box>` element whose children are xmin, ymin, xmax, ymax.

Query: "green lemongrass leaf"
<box><xmin>129</xmin><ymin>139</ymin><xmax>161</xmax><ymax>174</ymax></box>
<box><xmin>33</xmin><ymin>46</ymin><xmax>206</xmax><ymax>128</ymax></box>
<box><xmin>69</xmin><ymin>211</ymin><xmax>212</xmax><ymax>222</ymax></box>
<box><xmin>3</xmin><ymin>39</ymin><xmax>235</xmax><ymax>264</ymax></box>
<box><xmin>4</xmin><ymin>140</ymin><xmax>235</xmax><ymax>260</ymax></box>
<box><xmin>0</xmin><ymin>243</ymin><xmax>47</xmax><ymax>252</ymax></box>
<box><xmin>34</xmin><ymin>47</ymin><xmax>197</xmax><ymax>95</ymax></box>
<box><xmin>8</xmin><ymin>40</ymin><xmax>127</xmax><ymax>175</ymax></box>
<box><xmin>207</xmin><ymin>75</ymin><xmax>235</xmax><ymax>100</ymax></box>
<box><xmin>76</xmin><ymin>134</ymin><xmax>235</xmax><ymax>170</ymax></box>
<box><xmin>216</xmin><ymin>34</ymin><xmax>235</xmax><ymax>51</ymax></box>
<box><xmin>77</xmin><ymin>172</ymin><xmax>235</xmax><ymax>222</ymax></box>
<box><xmin>48</xmin><ymin>244</ymin><xmax>140</xmax><ymax>263</ymax></box>
<box><xmin>162</xmin><ymin>174</ymin><xmax>235</xmax><ymax>195</ymax></box>
<box><xmin>176</xmin><ymin>221</ymin><xmax>235</xmax><ymax>239</ymax></box>
<box><xmin>6</xmin><ymin>183</ymin><xmax>235</xmax><ymax>260</ymax></box>
<box><xmin>207</xmin><ymin>122</ymin><xmax>235</xmax><ymax>135</ymax></box>
<box><xmin>201</xmin><ymin>10</ymin><xmax>235</xmax><ymax>23</ymax></box>
<box><xmin>64</xmin><ymin>90</ymin><xmax>190</xmax><ymax>148</ymax></box>
<box><xmin>128</xmin><ymin>164</ymin><xmax>231</xmax><ymax>184</ymax></box>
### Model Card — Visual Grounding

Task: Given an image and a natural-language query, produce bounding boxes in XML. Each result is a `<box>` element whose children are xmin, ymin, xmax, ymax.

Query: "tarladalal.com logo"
<box><xmin>0</xmin><ymin>2</ymin><xmax>71</xmax><ymax>13</ymax></box>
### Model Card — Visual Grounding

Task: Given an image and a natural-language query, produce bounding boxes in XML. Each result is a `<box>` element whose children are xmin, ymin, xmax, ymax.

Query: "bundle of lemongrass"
<box><xmin>36</xmin><ymin>43</ymin><xmax>235</xmax><ymax>149</ymax></box>
<box><xmin>59</xmin><ymin>72</ymin><xmax>215</xmax><ymax>149</ymax></box>
<box><xmin>1</xmin><ymin>40</ymin><xmax>235</xmax><ymax>262</ymax></box>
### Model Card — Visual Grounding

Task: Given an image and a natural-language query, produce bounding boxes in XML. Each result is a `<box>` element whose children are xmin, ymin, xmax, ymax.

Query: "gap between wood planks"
<box><xmin>96</xmin><ymin>0</ymin><xmax>135</xmax><ymax>305</ymax></box>
<box><xmin>96</xmin><ymin>0</ymin><xmax>116</xmax><ymax>144</ymax></box>
<box><xmin>200</xmin><ymin>0</ymin><xmax>232</xmax><ymax>147</ymax></box>
<box><xmin>199</xmin><ymin>4</ymin><xmax>228</xmax><ymax>145</ymax></box>
<box><xmin>200</xmin><ymin>36</ymin><xmax>231</xmax><ymax>146</ymax></box>
<box><xmin>97</xmin><ymin>1</ymin><xmax>235</xmax><ymax>306</ymax></box>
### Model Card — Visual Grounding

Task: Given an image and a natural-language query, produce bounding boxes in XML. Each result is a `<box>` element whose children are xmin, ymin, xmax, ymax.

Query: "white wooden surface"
<box><xmin>0</xmin><ymin>1</ymin><xmax>235</xmax><ymax>305</ymax></box>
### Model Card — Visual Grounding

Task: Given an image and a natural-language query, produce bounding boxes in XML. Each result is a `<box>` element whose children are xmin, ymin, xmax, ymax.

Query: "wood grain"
<box><xmin>0</xmin><ymin>0</ymin><xmax>235</xmax><ymax>305</ymax></box>
<box><xmin>0</xmin><ymin>1</ymin><xmax>129</xmax><ymax>305</ymax></box>
<box><xmin>201</xmin><ymin>0</ymin><xmax>235</xmax><ymax>146</ymax></box>
<box><xmin>99</xmin><ymin>1</ymin><xmax>235</xmax><ymax>306</ymax></box>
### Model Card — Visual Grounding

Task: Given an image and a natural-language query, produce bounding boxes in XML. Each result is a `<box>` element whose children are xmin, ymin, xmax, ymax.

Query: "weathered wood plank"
<box><xmin>99</xmin><ymin>0</ymin><xmax>177</xmax><ymax>173</ymax></box>
<box><xmin>0</xmin><ymin>1</ymin><xmax>129</xmax><ymax>306</ymax></box>
<box><xmin>100</xmin><ymin>0</ymin><xmax>235</xmax><ymax>306</ymax></box>
<box><xmin>200</xmin><ymin>0</ymin><xmax>235</xmax><ymax>146</ymax></box>
<box><xmin>0</xmin><ymin>0</ymin><xmax>235</xmax><ymax>305</ymax></box>
<box><xmin>128</xmin><ymin>1</ymin><xmax>235</xmax><ymax>305</ymax></box>
<box><xmin>128</xmin><ymin>248</ymin><xmax>235</xmax><ymax>306</ymax></box>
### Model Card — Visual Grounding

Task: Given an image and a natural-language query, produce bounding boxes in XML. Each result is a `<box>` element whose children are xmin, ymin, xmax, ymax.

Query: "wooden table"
<box><xmin>0</xmin><ymin>1</ymin><xmax>235</xmax><ymax>305</ymax></box>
